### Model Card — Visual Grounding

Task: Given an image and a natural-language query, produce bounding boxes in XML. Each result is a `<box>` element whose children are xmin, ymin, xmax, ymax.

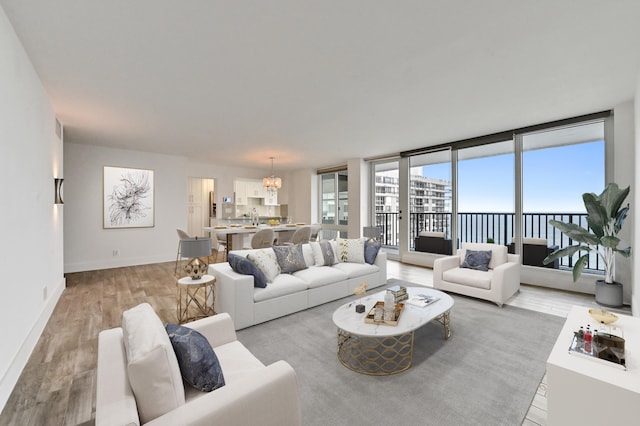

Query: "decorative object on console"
<box><xmin>262</xmin><ymin>156</ymin><xmax>282</xmax><ymax>192</ymax></box>
<box><xmin>544</xmin><ymin>183</ymin><xmax>632</xmax><ymax>307</ymax></box>
<box><xmin>352</xmin><ymin>281</ymin><xmax>368</xmax><ymax>313</ymax></box>
<box><xmin>54</xmin><ymin>177</ymin><xmax>64</xmax><ymax>204</ymax></box>
<box><xmin>181</xmin><ymin>237</ymin><xmax>212</xmax><ymax>279</ymax></box>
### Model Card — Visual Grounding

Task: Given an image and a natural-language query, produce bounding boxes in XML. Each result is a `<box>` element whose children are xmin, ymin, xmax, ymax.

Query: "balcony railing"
<box><xmin>375</xmin><ymin>212</ymin><xmax>602</xmax><ymax>272</ymax></box>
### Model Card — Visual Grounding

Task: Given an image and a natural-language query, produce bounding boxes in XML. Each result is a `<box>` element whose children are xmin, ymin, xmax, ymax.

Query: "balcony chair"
<box><xmin>96</xmin><ymin>304</ymin><xmax>301</xmax><ymax>426</ymax></box>
<box><xmin>414</xmin><ymin>231</ymin><xmax>452</xmax><ymax>255</ymax></box>
<box><xmin>508</xmin><ymin>237</ymin><xmax>559</xmax><ymax>268</ymax></box>
<box><xmin>433</xmin><ymin>242</ymin><xmax>520</xmax><ymax>307</ymax></box>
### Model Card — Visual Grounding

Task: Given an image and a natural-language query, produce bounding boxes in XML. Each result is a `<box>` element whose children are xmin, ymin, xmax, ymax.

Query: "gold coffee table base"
<box><xmin>337</xmin><ymin>329</ymin><xmax>414</xmax><ymax>375</ymax></box>
<box><xmin>336</xmin><ymin>310</ymin><xmax>452</xmax><ymax>375</ymax></box>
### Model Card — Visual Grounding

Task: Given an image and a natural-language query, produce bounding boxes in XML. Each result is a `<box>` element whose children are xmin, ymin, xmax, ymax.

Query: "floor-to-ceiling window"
<box><xmin>320</xmin><ymin>170</ymin><xmax>348</xmax><ymax>239</ymax></box>
<box><xmin>373</xmin><ymin>160</ymin><xmax>400</xmax><ymax>246</ymax></box>
<box><xmin>457</xmin><ymin>140</ymin><xmax>514</xmax><ymax>246</ymax></box>
<box><xmin>521</xmin><ymin>120</ymin><xmax>605</xmax><ymax>270</ymax></box>
<box><xmin>409</xmin><ymin>150</ymin><xmax>452</xmax><ymax>252</ymax></box>
<box><xmin>367</xmin><ymin>111</ymin><xmax>610</xmax><ymax>275</ymax></box>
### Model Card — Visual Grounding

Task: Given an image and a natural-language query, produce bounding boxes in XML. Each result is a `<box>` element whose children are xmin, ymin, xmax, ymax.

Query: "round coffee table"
<box><xmin>332</xmin><ymin>286</ymin><xmax>454</xmax><ymax>375</ymax></box>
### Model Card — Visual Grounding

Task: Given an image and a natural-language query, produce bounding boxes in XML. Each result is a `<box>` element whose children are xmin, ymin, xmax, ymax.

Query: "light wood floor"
<box><xmin>0</xmin><ymin>257</ymin><xmax>630</xmax><ymax>426</ymax></box>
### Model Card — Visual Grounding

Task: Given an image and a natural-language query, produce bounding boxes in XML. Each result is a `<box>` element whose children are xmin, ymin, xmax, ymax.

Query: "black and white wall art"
<box><xmin>103</xmin><ymin>166</ymin><xmax>155</xmax><ymax>228</ymax></box>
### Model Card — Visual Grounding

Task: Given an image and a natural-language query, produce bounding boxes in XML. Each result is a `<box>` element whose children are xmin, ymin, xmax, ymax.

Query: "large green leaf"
<box><xmin>599</xmin><ymin>183</ymin><xmax>630</xmax><ymax>219</ymax></box>
<box><xmin>572</xmin><ymin>255</ymin><xmax>589</xmax><ymax>282</ymax></box>
<box><xmin>583</xmin><ymin>192</ymin><xmax>605</xmax><ymax>237</ymax></box>
<box><xmin>616</xmin><ymin>246</ymin><xmax>632</xmax><ymax>258</ymax></box>
<box><xmin>543</xmin><ymin>245</ymin><xmax>588</xmax><ymax>265</ymax></box>
<box><xmin>601</xmin><ymin>235</ymin><xmax>620</xmax><ymax>249</ymax></box>
<box><xmin>548</xmin><ymin>220</ymin><xmax>600</xmax><ymax>245</ymax></box>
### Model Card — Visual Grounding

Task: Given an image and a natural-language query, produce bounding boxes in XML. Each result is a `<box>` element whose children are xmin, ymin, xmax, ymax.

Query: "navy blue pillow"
<box><xmin>364</xmin><ymin>240</ymin><xmax>382</xmax><ymax>265</ymax></box>
<box><xmin>165</xmin><ymin>323</ymin><xmax>225</xmax><ymax>392</ymax></box>
<box><xmin>460</xmin><ymin>249</ymin><xmax>492</xmax><ymax>271</ymax></box>
<box><xmin>228</xmin><ymin>253</ymin><xmax>267</xmax><ymax>288</ymax></box>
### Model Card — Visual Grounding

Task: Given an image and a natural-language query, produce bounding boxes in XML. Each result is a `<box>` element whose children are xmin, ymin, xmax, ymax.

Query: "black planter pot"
<box><xmin>595</xmin><ymin>280</ymin><xmax>623</xmax><ymax>308</ymax></box>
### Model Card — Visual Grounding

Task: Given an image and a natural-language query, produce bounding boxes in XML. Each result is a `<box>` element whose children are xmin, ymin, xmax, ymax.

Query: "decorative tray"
<box><xmin>568</xmin><ymin>332</ymin><xmax>626</xmax><ymax>370</ymax></box>
<box><xmin>285</xmin><ymin>224</ymin><xmax>297</xmax><ymax>227</ymax></box>
<box><xmin>213</xmin><ymin>226</ymin><xmax>228</xmax><ymax>229</ymax></box>
<box><xmin>364</xmin><ymin>302</ymin><xmax>404</xmax><ymax>326</ymax></box>
<box><xmin>244</xmin><ymin>225</ymin><xmax>257</xmax><ymax>229</ymax></box>
<box><xmin>589</xmin><ymin>308</ymin><xmax>618</xmax><ymax>324</ymax></box>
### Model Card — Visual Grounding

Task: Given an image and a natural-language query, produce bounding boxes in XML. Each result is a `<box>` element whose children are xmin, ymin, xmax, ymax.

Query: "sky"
<box><xmin>420</xmin><ymin>140</ymin><xmax>605</xmax><ymax>213</ymax></box>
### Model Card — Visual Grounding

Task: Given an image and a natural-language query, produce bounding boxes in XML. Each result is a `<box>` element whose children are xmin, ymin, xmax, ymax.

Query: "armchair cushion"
<box><xmin>121</xmin><ymin>303</ymin><xmax>185</xmax><ymax>424</ymax></box>
<box><xmin>273</xmin><ymin>244</ymin><xmax>308</xmax><ymax>274</ymax></box>
<box><xmin>460</xmin><ymin>242</ymin><xmax>507</xmax><ymax>269</ymax></box>
<box><xmin>228</xmin><ymin>253</ymin><xmax>267</xmax><ymax>288</ymax></box>
<box><xmin>166</xmin><ymin>323</ymin><xmax>225</xmax><ymax>392</ymax></box>
<box><xmin>460</xmin><ymin>250</ymin><xmax>492</xmax><ymax>271</ymax></box>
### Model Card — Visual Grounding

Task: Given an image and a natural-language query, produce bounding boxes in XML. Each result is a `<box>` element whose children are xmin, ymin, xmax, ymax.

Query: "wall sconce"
<box><xmin>54</xmin><ymin>178</ymin><xmax>64</xmax><ymax>204</ymax></box>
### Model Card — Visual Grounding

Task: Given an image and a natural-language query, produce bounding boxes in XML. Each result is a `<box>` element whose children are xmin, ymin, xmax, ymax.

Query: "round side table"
<box><xmin>176</xmin><ymin>274</ymin><xmax>216</xmax><ymax>324</ymax></box>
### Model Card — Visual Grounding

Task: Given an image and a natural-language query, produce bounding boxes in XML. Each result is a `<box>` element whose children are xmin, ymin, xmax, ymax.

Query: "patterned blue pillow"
<box><xmin>460</xmin><ymin>250</ymin><xmax>492</xmax><ymax>271</ymax></box>
<box><xmin>228</xmin><ymin>253</ymin><xmax>267</xmax><ymax>288</ymax></box>
<box><xmin>165</xmin><ymin>323</ymin><xmax>225</xmax><ymax>392</ymax></box>
<box><xmin>364</xmin><ymin>240</ymin><xmax>382</xmax><ymax>265</ymax></box>
<box><xmin>273</xmin><ymin>244</ymin><xmax>308</xmax><ymax>273</ymax></box>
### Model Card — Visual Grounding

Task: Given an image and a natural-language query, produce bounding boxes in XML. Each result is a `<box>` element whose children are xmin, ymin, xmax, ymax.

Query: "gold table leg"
<box><xmin>434</xmin><ymin>309</ymin><xmax>452</xmax><ymax>340</ymax></box>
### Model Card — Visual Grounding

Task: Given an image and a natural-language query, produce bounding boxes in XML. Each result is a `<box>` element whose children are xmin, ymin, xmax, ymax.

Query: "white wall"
<box><xmin>0</xmin><ymin>7</ymin><xmax>64</xmax><ymax>411</ymax></box>
<box><xmin>634</xmin><ymin>76</ymin><xmax>640</xmax><ymax>316</ymax></box>
<box><xmin>63</xmin><ymin>144</ymin><xmax>277</xmax><ymax>272</ymax></box>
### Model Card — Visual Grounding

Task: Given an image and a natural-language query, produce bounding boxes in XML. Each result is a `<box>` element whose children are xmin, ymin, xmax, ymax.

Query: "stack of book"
<box><xmin>386</xmin><ymin>285</ymin><xmax>408</xmax><ymax>302</ymax></box>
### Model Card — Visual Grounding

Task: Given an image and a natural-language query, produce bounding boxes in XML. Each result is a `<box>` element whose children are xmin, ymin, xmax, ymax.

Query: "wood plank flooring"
<box><xmin>0</xmin><ymin>257</ymin><xmax>630</xmax><ymax>425</ymax></box>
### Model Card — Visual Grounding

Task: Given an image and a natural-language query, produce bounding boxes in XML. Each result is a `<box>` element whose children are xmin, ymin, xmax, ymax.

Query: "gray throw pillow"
<box><xmin>364</xmin><ymin>240</ymin><xmax>382</xmax><ymax>265</ymax></box>
<box><xmin>228</xmin><ymin>253</ymin><xmax>267</xmax><ymax>288</ymax></box>
<box><xmin>273</xmin><ymin>244</ymin><xmax>308</xmax><ymax>273</ymax></box>
<box><xmin>165</xmin><ymin>323</ymin><xmax>225</xmax><ymax>392</ymax></box>
<box><xmin>461</xmin><ymin>249</ymin><xmax>492</xmax><ymax>271</ymax></box>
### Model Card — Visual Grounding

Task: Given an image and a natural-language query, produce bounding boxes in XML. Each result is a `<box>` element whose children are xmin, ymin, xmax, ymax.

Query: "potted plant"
<box><xmin>544</xmin><ymin>183</ymin><xmax>631</xmax><ymax>307</ymax></box>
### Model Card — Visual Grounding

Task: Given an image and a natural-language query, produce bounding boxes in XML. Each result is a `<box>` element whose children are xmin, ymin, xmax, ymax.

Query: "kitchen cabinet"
<box><xmin>234</xmin><ymin>180</ymin><xmax>248</xmax><ymax>205</ymax></box>
<box><xmin>263</xmin><ymin>190</ymin><xmax>278</xmax><ymax>206</ymax></box>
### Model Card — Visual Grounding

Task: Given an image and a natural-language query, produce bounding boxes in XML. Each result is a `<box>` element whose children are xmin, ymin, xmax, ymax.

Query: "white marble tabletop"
<box><xmin>332</xmin><ymin>286</ymin><xmax>454</xmax><ymax>337</ymax></box>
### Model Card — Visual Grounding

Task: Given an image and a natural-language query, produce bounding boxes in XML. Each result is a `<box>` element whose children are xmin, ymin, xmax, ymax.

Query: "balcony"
<box><xmin>375</xmin><ymin>212</ymin><xmax>604</xmax><ymax>272</ymax></box>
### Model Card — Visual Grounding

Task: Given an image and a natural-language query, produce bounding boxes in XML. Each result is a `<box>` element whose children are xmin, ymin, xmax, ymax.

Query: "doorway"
<box><xmin>188</xmin><ymin>177</ymin><xmax>215</xmax><ymax>237</ymax></box>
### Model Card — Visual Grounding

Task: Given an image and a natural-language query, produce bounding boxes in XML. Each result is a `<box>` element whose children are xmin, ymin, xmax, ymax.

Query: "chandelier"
<box><xmin>262</xmin><ymin>157</ymin><xmax>282</xmax><ymax>192</ymax></box>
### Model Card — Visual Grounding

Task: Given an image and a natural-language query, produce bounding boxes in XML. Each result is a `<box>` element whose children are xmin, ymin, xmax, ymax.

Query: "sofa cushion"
<box><xmin>292</xmin><ymin>265</ymin><xmax>349</xmax><ymax>289</ymax></box>
<box><xmin>253</xmin><ymin>274</ymin><xmax>309</xmax><ymax>302</ymax></box>
<box><xmin>121</xmin><ymin>303</ymin><xmax>185</xmax><ymax>424</ymax></box>
<box><xmin>419</xmin><ymin>231</ymin><xmax>445</xmax><ymax>238</ymax></box>
<box><xmin>332</xmin><ymin>261</ymin><xmax>379</xmax><ymax>279</ymax></box>
<box><xmin>364</xmin><ymin>240</ymin><xmax>382</xmax><ymax>265</ymax></box>
<box><xmin>228</xmin><ymin>253</ymin><xmax>267</xmax><ymax>288</ymax></box>
<box><xmin>337</xmin><ymin>238</ymin><xmax>365</xmax><ymax>263</ymax></box>
<box><xmin>310</xmin><ymin>241</ymin><xmax>335</xmax><ymax>266</ymax></box>
<box><xmin>443</xmin><ymin>267</ymin><xmax>493</xmax><ymax>290</ymax></box>
<box><xmin>461</xmin><ymin>250</ymin><xmax>492</xmax><ymax>272</ymax></box>
<box><xmin>165</xmin><ymin>323</ymin><xmax>225</xmax><ymax>392</ymax></box>
<box><xmin>247</xmin><ymin>249</ymin><xmax>280</xmax><ymax>282</ymax></box>
<box><xmin>460</xmin><ymin>243</ymin><xmax>507</xmax><ymax>270</ymax></box>
<box><xmin>273</xmin><ymin>244</ymin><xmax>308</xmax><ymax>273</ymax></box>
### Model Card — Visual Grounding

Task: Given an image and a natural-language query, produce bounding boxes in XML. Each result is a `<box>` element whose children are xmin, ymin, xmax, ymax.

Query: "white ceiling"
<box><xmin>2</xmin><ymin>1</ymin><xmax>640</xmax><ymax>171</ymax></box>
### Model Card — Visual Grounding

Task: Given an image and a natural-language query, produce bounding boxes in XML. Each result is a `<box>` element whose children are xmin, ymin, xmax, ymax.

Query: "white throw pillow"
<box><xmin>329</xmin><ymin>240</ymin><xmax>341</xmax><ymax>263</ymax></box>
<box><xmin>310</xmin><ymin>241</ymin><xmax>336</xmax><ymax>266</ymax></box>
<box><xmin>121</xmin><ymin>303</ymin><xmax>185</xmax><ymax>424</ymax></box>
<box><xmin>337</xmin><ymin>238</ymin><xmax>365</xmax><ymax>264</ymax></box>
<box><xmin>247</xmin><ymin>248</ymin><xmax>281</xmax><ymax>282</ymax></box>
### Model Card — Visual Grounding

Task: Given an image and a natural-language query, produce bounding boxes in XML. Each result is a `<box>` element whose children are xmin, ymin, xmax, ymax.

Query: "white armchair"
<box><xmin>433</xmin><ymin>242</ymin><xmax>520</xmax><ymax>307</ymax></box>
<box><xmin>96</xmin><ymin>311</ymin><xmax>301</xmax><ymax>426</ymax></box>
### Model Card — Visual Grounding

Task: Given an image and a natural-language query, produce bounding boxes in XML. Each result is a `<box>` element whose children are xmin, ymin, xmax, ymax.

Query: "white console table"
<box><xmin>547</xmin><ymin>305</ymin><xmax>640</xmax><ymax>425</ymax></box>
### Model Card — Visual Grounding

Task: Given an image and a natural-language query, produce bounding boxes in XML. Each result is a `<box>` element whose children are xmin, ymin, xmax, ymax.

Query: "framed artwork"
<box><xmin>103</xmin><ymin>166</ymin><xmax>155</xmax><ymax>228</ymax></box>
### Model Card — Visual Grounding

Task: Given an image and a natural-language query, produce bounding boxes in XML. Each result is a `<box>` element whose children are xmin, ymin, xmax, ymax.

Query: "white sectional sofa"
<box><xmin>208</xmin><ymin>242</ymin><xmax>387</xmax><ymax>330</ymax></box>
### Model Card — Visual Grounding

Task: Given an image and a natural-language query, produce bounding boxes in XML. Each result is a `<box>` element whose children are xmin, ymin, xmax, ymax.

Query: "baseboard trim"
<box><xmin>0</xmin><ymin>276</ymin><xmax>66</xmax><ymax>413</ymax></box>
<box><xmin>64</xmin><ymin>255</ymin><xmax>174</xmax><ymax>273</ymax></box>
